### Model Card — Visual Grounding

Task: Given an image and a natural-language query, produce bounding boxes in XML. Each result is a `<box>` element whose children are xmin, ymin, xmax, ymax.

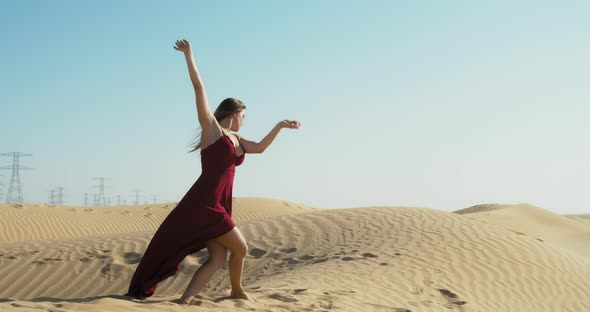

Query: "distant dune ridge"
<box><xmin>1</xmin><ymin>199</ymin><xmax>589</xmax><ymax>311</ymax></box>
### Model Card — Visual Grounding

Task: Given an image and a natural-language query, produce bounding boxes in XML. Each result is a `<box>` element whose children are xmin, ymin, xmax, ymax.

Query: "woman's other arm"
<box><xmin>238</xmin><ymin>120</ymin><xmax>300</xmax><ymax>154</ymax></box>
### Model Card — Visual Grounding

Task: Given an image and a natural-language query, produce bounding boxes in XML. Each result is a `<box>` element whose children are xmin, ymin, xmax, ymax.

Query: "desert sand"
<box><xmin>1</xmin><ymin>199</ymin><xmax>589</xmax><ymax>311</ymax></box>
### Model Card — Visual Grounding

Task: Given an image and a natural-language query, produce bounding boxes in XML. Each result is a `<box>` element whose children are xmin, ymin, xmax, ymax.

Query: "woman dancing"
<box><xmin>125</xmin><ymin>39</ymin><xmax>301</xmax><ymax>304</ymax></box>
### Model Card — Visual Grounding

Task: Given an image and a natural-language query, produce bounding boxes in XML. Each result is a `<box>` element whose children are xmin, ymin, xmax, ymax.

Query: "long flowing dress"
<box><xmin>125</xmin><ymin>134</ymin><xmax>245</xmax><ymax>299</ymax></box>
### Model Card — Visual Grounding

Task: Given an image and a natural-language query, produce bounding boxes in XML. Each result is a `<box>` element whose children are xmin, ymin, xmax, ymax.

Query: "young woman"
<box><xmin>124</xmin><ymin>39</ymin><xmax>301</xmax><ymax>304</ymax></box>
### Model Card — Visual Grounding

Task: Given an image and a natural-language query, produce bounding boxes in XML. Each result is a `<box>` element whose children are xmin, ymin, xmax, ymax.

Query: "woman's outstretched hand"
<box><xmin>279</xmin><ymin>120</ymin><xmax>301</xmax><ymax>129</ymax></box>
<box><xmin>174</xmin><ymin>39</ymin><xmax>192</xmax><ymax>53</ymax></box>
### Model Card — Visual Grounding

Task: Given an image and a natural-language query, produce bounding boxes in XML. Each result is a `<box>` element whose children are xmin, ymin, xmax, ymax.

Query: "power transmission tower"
<box><xmin>133</xmin><ymin>190</ymin><xmax>143</xmax><ymax>205</ymax></box>
<box><xmin>93</xmin><ymin>177</ymin><xmax>111</xmax><ymax>206</ymax></box>
<box><xmin>48</xmin><ymin>189</ymin><xmax>57</xmax><ymax>204</ymax></box>
<box><xmin>152</xmin><ymin>195</ymin><xmax>158</xmax><ymax>204</ymax></box>
<box><xmin>56</xmin><ymin>187</ymin><xmax>64</xmax><ymax>205</ymax></box>
<box><xmin>83</xmin><ymin>193</ymin><xmax>89</xmax><ymax>206</ymax></box>
<box><xmin>0</xmin><ymin>173</ymin><xmax>4</xmax><ymax>202</ymax></box>
<box><xmin>1</xmin><ymin>152</ymin><xmax>35</xmax><ymax>204</ymax></box>
<box><xmin>117</xmin><ymin>195</ymin><xmax>121</xmax><ymax>206</ymax></box>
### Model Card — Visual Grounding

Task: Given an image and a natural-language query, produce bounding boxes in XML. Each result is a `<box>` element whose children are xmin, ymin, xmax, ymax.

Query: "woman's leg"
<box><xmin>213</xmin><ymin>227</ymin><xmax>250</xmax><ymax>299</ymax></box>
<box><xmin>178</xmin><ymin>239</ymin><xmax>227</xmax><ymax>303</ymax></box>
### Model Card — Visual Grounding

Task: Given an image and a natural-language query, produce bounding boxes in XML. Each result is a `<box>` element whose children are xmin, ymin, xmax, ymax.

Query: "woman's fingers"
<box><xmin>173</xmin><ymin>39</ymin><xmax>191</xmax><ymax>51</ymax></box>
<box><xmin>282</xmin><ymin>120</ymin><xmax>300</xmax><ymax>129</ymax></box>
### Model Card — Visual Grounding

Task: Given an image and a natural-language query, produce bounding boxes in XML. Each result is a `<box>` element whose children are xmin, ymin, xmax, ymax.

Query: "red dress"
<box><xmin>125</xmin><ymin>134</ymin><xmax>245</xmax><ymax>299</ymax></box>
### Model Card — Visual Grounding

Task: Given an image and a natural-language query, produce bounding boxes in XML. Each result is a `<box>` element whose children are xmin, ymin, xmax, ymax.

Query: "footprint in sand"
<box><xmin>362</xmin><ymin>252</ymin><xmax>378</xmax><ymax>258</ymax></box>
<box><xmin>508</xmin><ymin>230</ymin><xmax>526</xmax><ymax>236</ymax></box>
<box><xmin>87</xmin><ymin>251</ymin><xmax>110</xmax><ymax>259</ymax></box>
<box><xmin>249</xmin><ymin>248</ymin><xmax>267</xmax><ymax>259</ymax></box>
<box><xmin>3</xmin><ymin>251</ymin><xmax>39</xmax><ymax>259</ymax></box>
<box><xmin>311</xmin><ymin>257</ymin><xmax>329</xmax><ymax>264</ymax></box>
<box><xmin>32</xmin><ymin>258</ymin><xmax>63</xmax><ymax>264</ymax></box>
<box><xmin>80</xmin><ymin>250</ymin><xmax>111</xmax><ymax>262</ymax></box>
<box><xmin>410</xmin><ymin>287</ymin><xmax>423</xmax><ymax>294</ymax></box>
<box><xmin>123</xmin><ymin>252</ymin><xmax>142</xmax><ymax>264</ymax></box>
<box><xmin>279</xmin><ymin>247</ymin><xmax>298</xmax><ymax>253</ymax></box>
<box><xmin>437</xmin><ymin>288</ymin><xmax>467</xmax><ymax>308</ymax></box>
<box><xmin>269</xmin><ymin>293</ymin><xmax>299</xmax><ymax>303</ymax></box>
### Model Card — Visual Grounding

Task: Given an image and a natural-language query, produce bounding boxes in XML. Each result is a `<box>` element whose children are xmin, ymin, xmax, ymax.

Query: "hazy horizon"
<box><xmin>2</xmin><ymin>1</ymin><xmax>589</xmax><ymax>214</ymax></box>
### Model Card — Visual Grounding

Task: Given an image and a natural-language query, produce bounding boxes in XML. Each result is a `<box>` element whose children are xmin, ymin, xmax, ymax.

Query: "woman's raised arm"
<box><xmin>174</xmin><ymin>39</ymin><xmax>217</xmax><ymax>128</ymax></box>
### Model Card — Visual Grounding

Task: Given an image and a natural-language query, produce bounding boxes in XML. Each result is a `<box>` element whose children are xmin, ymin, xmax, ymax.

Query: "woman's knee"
<box><xmin>230</xmin><ymin>242</ymin><xmax>248</xmax><ymax>259</ymax></box>
<box><xmin>215</xmin><ymin>227</ymin><xmax>248</xmax><ymax>258</ymax></box>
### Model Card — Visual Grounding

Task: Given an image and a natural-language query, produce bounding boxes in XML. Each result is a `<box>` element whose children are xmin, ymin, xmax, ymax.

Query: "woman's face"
<box><xmin>231</xmin><ymin>110</ymin><xmax>245</xmax><ymax>131</ymax></box>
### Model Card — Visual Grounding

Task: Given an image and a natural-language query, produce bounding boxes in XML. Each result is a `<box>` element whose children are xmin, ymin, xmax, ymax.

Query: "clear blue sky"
<box><xmin>1</xmin><ymin>1</ymin><xmax>589</xmax><ymax>214</ymax></box>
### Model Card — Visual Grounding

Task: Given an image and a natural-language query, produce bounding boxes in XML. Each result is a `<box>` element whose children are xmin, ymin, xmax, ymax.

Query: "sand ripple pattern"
<box><xmin>1</xmin><ymin>205</ymin><xmax>589</xmax><ymax>311</ymax></box>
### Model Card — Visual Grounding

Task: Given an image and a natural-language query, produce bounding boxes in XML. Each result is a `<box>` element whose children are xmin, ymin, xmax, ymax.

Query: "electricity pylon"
<box><xmin>1</xmin><ymin>152</ymin><xmax>35</xmax><ymax>204</ymax></box>
<box><xmin>0</xmin><ymin>173</ymin><xmax>4</xmax><ymax>202</ymax></box>
<box><xmin>93</xmin><ymin>177</ymin><xmax>111</xmax><ymax>206</ymax></box>
<box><xmin>133</xmin><ymin>189</ymin><xmax>142</xmax><ymax>205</ymax></box>
<box><xmin>48</xmin><ymin>189</ymin><xmax>57</xmax><ymax>204</ymax></box>
<box><xmin>56</xmin><ymin>187</ymin><xmax>64</xmax><ymax>205</ymax></box>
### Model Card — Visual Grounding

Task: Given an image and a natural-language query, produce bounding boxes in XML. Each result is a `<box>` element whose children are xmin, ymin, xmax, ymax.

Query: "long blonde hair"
<box><xmin>188</xmin><ymin>98</ymin><xmax>246</xmax><ymax>153</ymax></box>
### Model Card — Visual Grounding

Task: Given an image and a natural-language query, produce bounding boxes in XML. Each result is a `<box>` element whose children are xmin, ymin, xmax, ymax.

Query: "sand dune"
<box><xmin>454</xmin><ymin>203</ymin><xmax>590</xmax><ymax>258</ymax></box>
<box><xmin>565</xmin><ymin>214</ymin><xmax>590</xmax><ymax>227</ymax></box>
<box><xmin>0</xmin><ymin>198</ymin><xmax>315</xmax><ymax>243</ymax></box>
<box><xmin>1</xmin><ymin>200</ymin><xmax>589</xmax><ymax>311</ymax></box>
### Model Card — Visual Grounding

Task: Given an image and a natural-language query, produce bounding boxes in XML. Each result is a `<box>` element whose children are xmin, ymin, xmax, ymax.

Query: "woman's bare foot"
<box><xmin>230</xmin><ymin>288</ymin><xmax>251</xmax><ymax>300</ymax></box>
<box><xmin>171</xmin><ymin>297</ymin><xmax>193</xmax><ymax>305</ymax></box>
